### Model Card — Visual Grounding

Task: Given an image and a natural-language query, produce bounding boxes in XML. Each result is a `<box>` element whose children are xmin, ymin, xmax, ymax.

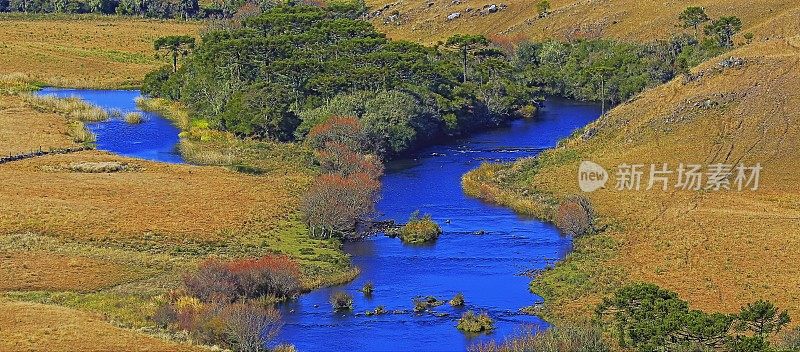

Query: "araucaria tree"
<box><xmin>705</xmin><ymin>16</ymin><xmax>742</xmax><ymax>48</ymax></box>
<box><xmin>678</xmin><ymin>6</ymin><xmax>709</xmax><ymax>38</ymax></box>
<box><xmin>154</xmin><ymin>35</ymin><xmax>195</xmax><ymax>72</ymax></box>
<box><xmin>445</xmin><ymin>34</ymin><xmax>490</xmax><ymax>83</ymax></box>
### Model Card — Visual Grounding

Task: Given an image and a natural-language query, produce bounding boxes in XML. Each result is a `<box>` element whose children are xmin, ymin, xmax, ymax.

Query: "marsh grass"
<box><xmin>0</xmin><ymin>73</ymin><xmax>38</xmax><ymax>95</ymax></box>
<box><xmin>457</xmin><ymin>311</ymin><xmax>495</xmax><ymax>333</ymax></box>
<box><xmin>22</xmin><ymin>93</ymin><xmax>108</xmax><ymax>122</ymax></box>
<box><xmin>67</xmin><ymin>120</ymin><xmax>95</xmax><ymax>144</ymax></box>
<box><xmin>136</xmin><ymin>97</ymin><xmax>188</xmax><ymax>129</ymax></box>
<box><xmin>109</xmin><ymin>108</ymin><xmax>123</xmax><ymax>118</ymax></box>
<box><xmin>124</xmin><ymin>112</ymin><xmax>143</xmax><ymax>124</ymax></box>
<box><xmin>399</xmin><ymin>212</ymin><xmax>442</xmax><ymax>244</ymax></box>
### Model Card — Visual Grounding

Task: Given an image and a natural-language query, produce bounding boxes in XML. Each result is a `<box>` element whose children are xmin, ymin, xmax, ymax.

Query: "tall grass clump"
<box><xmin>124</xmin><ymin>112</ymin><xmax>143</xmax><ymax>124</ymax></box>
<box><xmin>470</xmin><ymin>323</ymin><xmax>609</xmax><ymax>352</ymax></box>
<box><xmin>449</xmin><ymin>292</ymin><xmax>465</xmax><ymax>307</ymax></box>
<box><xmin>457</xmin><ymin>310</ymin><xmax>495</xmax><ymax>333</ymax></box>
<box><xmin>22</xmin><ymin>94</ymin><xmax>108</xmax><ymax>122</ymax></box>
<box><xmin>399</xmin><ymin>211</ymin><xmax>442</xmax><ymax>244</ymax></box>
<box><xmin>0</xmin><ymin>73</ymin><xmax>38</xmax><ymax>95</ymax></box>
<box><xmin>67</xmin><ymin>120</ymin><xmax>95</xmax><ymax>144</ymax></box>
<box><xmin>135</xmin><ymin>96</ymin><xmax>189</xmax><ymax>129</ymax></box>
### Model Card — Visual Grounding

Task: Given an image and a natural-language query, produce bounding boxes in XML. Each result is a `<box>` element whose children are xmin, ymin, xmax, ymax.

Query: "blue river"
<box><xmin>36</xmin><ymin>88</ymin><xmax>601</xmax><ymax>351</ymax></box>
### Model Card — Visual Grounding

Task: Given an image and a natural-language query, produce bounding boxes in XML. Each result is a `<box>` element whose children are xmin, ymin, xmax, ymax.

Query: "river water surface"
<box><xmin>36</xmin><ymin>88</ymin><xmax>601</xmax><ymax>351</ymax></box>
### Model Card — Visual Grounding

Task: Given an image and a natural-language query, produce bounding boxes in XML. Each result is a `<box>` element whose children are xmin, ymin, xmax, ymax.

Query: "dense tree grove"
<box><xmin>0</xmin><ymin>0</ymin><xmax>202</xmax><ymax>18</ymax></box>
<box><xmin>599</xmin><ymin>283</ymin><xmax>790</xmax><ymax>351</ymax></box>
<box><xmin>512</xmin><ymin>34</ymin><xmax>726</xmax><ymax>106</ymax></box>
<box><xmin>144</xmin><ymin>4</ymin><xmax>537</xmax><ymax>155</ymax></box>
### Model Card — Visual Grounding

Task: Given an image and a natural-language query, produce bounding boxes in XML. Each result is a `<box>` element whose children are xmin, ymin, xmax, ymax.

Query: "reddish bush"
<box><xmin>302</xmin><ymin>172</ymin><xmax>381</xmax><ymax>238</ymax></box>
<box><xmin>317</xmin><ymin>142</ymin><xmax>384</xmax><ymax>179</ymax></box>
<box><xmin>555</xmin><ymin>195</ymin><xmax>595</xmax><ymax>236</ymax></box>
<box><xmin>306</xmin><ymin>116</ymin><xmax>371</xmax><ymax>153</ymax></box>
<box><xmin>184</xmin><ymin>259</ymin><xmax>239</xmax><ymax>303</ymax></box>
<box><xmin>184</xmin><ymin>255</ymin><xmax>303</xmax><ymax>302</ymax></box>
<box><xmin>227</xmin><ymin>255</ymin><xmax>302</xmax><ymax>299</ymax></box>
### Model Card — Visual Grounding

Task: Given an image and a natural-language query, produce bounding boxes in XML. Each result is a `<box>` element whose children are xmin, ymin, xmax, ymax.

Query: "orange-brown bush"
<box><xmin>317</xmin><ymin>142</ymin><xmax>384</xmax><ymax>179</ymax></box>
<box><xmin>306</xmin><ymin>116</ymin><xmax>372</xmax><ymax>153</ymax></box>
<box><xmin>183</xmin><ymin>255</ymin><xmax>302</xmax><ymax>303</ymax></box>
<box><xmin>302</xmin><ymin>173</ymin><xmax>381</xmax><ymax>239</ymax></box>
<box><xmin>555</xmin><ymin>195</ymin><xmax>595</xmax><ymax>236</ymax></box>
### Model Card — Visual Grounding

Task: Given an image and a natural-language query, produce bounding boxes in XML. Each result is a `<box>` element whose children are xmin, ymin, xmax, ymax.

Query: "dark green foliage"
<box><xmin>514</xmin><ymin>36</ymin><xmax>725</xmax><ymax>105</ymax></box>
<box><xmin>1</xmin><ymin>0</ymin><xmax>201</xmax><ymax>17</ymax></box>
<box><xmin>154</xmin><ymin>35</ymin><xmax>195</xmax><ymax>73</ymax></box>
<box><xmin>142</xmin><ymin>66</ymin><xmax>182</xmax><ymax>99</ymax></box>
<box><xmin>219</xmin><ymin>83</ymin><xmax>298</xmax><ymax>141</ymax></box>
<box><xmin>705</xmin><ymin>16</ymin><xmax>743</xmax><ymax>48</ymax></box>
<box><xmin>148</xmin><ymin>5</ymin><xmax>535</xmax><ymax>150</ymax></box>
<box><xmin>599</xmin><ymin>283</ymin><xmax>791</xmax><ymax>352</ymax></box>
<box><xmin>734</xmin><ymin>299</ymin><xmax>790</xmax><ymax>337</ymax></box>
<box><xmin>679</xmin><ymin>6</ymin><xmax>710</xmax><ymax>37</ymax></box>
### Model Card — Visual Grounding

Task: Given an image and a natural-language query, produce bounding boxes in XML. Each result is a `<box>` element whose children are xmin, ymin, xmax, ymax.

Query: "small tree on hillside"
<box><xmin>154</xmin><ymin>35</ymin><xmax>196</xmax><ymax>72</ymax></box>
<box><xmin>704</xmin><ymin>16</ymin><xmax>742</xmax><ymax>48</ymax></box>
<box><xmin>735</xmin><ymin>300</ymin><xmax>790</xmax><ymax>338</ymax></box>
<box><xmin>445</xmin><ymin>34</ymin><xmax>490</xmax><ymax>83</ymax></box>
<box><xmin>678</xmin><ymin>6</ymin><xmax>710</xmax><ymax>38</ymax></box>
<box><xmin>535</xmin><ymin>0</ymin><xmax>550</xmax><ymax>17</ymax></box>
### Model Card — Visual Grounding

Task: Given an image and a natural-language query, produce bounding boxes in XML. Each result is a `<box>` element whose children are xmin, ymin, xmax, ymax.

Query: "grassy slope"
<box><xmin>367</xmin><ymin>0</ymin><xmax>800</xmax><ymax>44</ymax></box>
<box><xmin>0</xmin><ymin>16</ymin><xmax>353</xmax><ymax>350</ymax></box>
<box><xmin>463</xmin><ymin>36</ymin><xmax>800</xmax><ymax>322</ymax></box>
<box><xmin>0</xmin><ymin>14</ymin><xmax>200</xmax><ymax>89</ymax></box>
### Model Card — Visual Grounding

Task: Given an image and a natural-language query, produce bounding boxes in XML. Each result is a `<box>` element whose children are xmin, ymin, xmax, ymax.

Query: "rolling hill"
<box><xmin>366</xmin><ymin>0</ymin><xmax>800</xmax><ymax>44</ymax></box>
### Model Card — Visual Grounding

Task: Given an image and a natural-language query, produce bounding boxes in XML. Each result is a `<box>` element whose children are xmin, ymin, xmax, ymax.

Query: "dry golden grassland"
<box><xmin>0</xmin><ymin>18</ymin><xmax>347</xmax><ymax>348</ymax></box>
<box><xmin>368</xmin><ymin>0</ymin><xmax>800</xmax><ymax>44</ymax></box>
<box><xmin>0</xmin><ymin>298</ymin><xmax>204</xmax><ymax>352</ymax></box>
<box><xmin>0</xmin><ymin>14</ymin><xmax>201</xmax><ymax>88</ymax></box>
<box><xmin>464</xmin><ymin>37</ymin><xmax>800</xmax><ymax>323</ymax></box>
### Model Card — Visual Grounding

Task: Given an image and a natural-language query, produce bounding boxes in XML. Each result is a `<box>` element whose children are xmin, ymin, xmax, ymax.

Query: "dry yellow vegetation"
<box><xmin>368</xmin><ymin>0</ymin><xmax>800</xmax><ymax>44</ymax></box>
<box><xmin>0</xmin><ymin>94</ymin><xmax>75</xmax><ymax>155</ymax></box>
<box><xmin>0</xmin><ymin>298</ymin><xmax>203</xmax><ymax>352</ymax></box>
<box><xmin>464</xmin><ymin>36</ymin><xmax>800</xmax><ymax>322</ymax></box>
<box><xmin>0</xmin><ymin>15</ymin><xmax>201</xmax><ymax>88</ymax></box>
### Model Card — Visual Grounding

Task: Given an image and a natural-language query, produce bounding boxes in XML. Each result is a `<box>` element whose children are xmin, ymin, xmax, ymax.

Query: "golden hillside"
<box><xmin>0</xmin><ymin>15</ymin><xmax>200</xmax><ymax>88</ymax></box>
<box><xmin>464</xmin><ymin>36</ymin><xmax>800</xmax><ymax>320</ymax></box>
<box><xmin>367</xmin><ymin>0</ymin><xmax>800</xmax><ymax>44</ymax></box>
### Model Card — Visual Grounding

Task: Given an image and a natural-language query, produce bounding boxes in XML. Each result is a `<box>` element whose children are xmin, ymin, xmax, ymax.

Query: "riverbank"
<box><xmin>461</xmin><ymin>37</ymin><xmax>800</xmax><ymax>329</ymax></box>
<box><xmin>0</xmin><ymin>79</ymin><xmax>356</xmax><ymax>350</ymax></box>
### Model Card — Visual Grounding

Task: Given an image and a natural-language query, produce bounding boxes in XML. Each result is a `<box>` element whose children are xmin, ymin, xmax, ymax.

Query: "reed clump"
<box><xmin>22</xmin><ymin>94</ymin><xmax>108</xmax><ymax>122</ymax></box>
<box><xmin>124</xmin><ymin>112</ymin><xmax>142</xmax><ymax>124</ymax></box>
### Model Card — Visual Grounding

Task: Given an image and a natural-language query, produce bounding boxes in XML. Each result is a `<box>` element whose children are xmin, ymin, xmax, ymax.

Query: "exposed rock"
<box><xmin>447</xmin><ymin>12</ymin><xmax>461</xmax><ymax>20</ymax></box>
<box><xmin>719</xmin><ymin>56</ymin><xmax>745</xmax><ymax>68</ymax></box>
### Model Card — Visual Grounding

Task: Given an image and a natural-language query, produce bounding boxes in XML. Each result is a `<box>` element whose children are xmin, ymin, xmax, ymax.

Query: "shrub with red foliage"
<box><xmin>184</xmin><ymin>258</ymin><xmax>239</xmax><ymax>303</ymax></box>
<box><xmin>227</xmin><ymin>256</ymin><xmax>302</xmax><ymax>299</ymax></box>
<box><xmin>184</xmin><ymin>255</ymin><xmax>303</xmax><ymax>302</ymax></box>
<box><xmin>317</xmin><ymin>142</ymin><xmax>384</xmax><ymax>179</ymax></box>
<box><xmin>302</xmin><ymin>172</ymin><xmax>381</xmax><ymax>239</ymax></box>
<box><xmin>555</xmin><ymin>195</ymin><xmax>595</xmax><ymax>236</ymax></box>
<box><xmin>306</xmin><ymin>116</ymin><xmax>372</xmax><ymax>154</ymax></box>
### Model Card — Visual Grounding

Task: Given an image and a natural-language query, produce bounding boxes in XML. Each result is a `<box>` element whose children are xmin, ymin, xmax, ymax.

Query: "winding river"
<box><xmin>37</xmin><ymin>88</ymin><xmax>601</xmax><ymax>351</ymax></box>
